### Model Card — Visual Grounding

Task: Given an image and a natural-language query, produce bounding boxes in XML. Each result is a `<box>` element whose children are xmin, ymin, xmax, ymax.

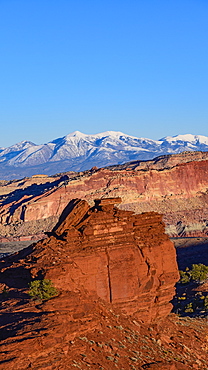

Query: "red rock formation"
<box><xmin>0</xmin><ymin>198</ymin><xmax>179</xmax><ymax>323</ymax></box>
<box><xmin>0</xmin><ymin>199</ymin><xmax>207</xmax><ymax>369</ymax></box>
<box><xmin>1</xmin><ymin>151</ymin><xmax>208</xmax><ymax>240</ymax></box>
<box><xmin>0</xmin><ymin>291</ymin><xmax>206</xmax><ymax>369</ymax></box>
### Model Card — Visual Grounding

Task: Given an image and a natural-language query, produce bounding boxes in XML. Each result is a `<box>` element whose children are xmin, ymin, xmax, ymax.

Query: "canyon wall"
<box><xmin>0</xmin><ymin>151</ymin><xmax>208</xmax><ymax>240</ymax></box>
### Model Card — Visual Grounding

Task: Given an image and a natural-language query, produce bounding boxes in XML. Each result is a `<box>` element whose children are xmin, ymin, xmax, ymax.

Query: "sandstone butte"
<box><xmin>0</xmin><ymin>151</ymin><xmax>208</xmax><ymax>242</ymax></box>
<box><xmin>0</xmin><ymin>198</ymin><xmax>207</xmax><ymax>369</ymax></box>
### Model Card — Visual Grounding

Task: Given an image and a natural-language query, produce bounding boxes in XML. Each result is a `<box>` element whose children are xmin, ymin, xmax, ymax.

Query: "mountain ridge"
<box><xmin>1</xmin><ymin>150</ymin><xmax>208</xmax><ymax>242</ymax></box>
<box><xmin>1</xmin><ymin>131</ymin><xmax>208</xmax><ymax>180</ymax></box>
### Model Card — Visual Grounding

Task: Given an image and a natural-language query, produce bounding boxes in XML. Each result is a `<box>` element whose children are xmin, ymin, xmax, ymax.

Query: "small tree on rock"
<box><xmin>28</xmin><ymin>279</ymin><xmax>58</xmax><ymax>300</ymax></box>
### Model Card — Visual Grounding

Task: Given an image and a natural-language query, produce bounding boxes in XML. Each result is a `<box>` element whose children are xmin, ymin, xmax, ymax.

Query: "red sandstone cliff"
<box><xmin>0</xmin><ymin>151</ymin><xmax>208</xmax><ymax>240</ymax></box>
<box><xmin>0</xmin><ymin>199</ymin><xmax>207</xmax><ymax>369</ymax></box>
<box><xmin>0</xmin><ymin>198</ymin><xmax>179</xmax><ymax>323</ymax></box>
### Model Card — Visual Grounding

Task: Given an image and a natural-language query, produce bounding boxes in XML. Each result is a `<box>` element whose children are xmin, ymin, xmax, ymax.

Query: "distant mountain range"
<box><xmin>1</xmin><ymin>131</ymin><xmax>208</xmax><ymax>180</ymax></box>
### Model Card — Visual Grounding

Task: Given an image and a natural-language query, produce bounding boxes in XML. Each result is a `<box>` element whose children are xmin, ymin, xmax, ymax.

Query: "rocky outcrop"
<box><xmin>0</xmin><ymin>151</ymin><xmax>208</xmax><ymax>240</ymax></box>
<box><xmin>0</xmin><ymin>199</ymin><xmax>207</xmax><ymax>369</ymax></box>
<box><xmin>0</xmin><ymin>198</ymin><xmax>179</xmax><ymax>323</ymax></box>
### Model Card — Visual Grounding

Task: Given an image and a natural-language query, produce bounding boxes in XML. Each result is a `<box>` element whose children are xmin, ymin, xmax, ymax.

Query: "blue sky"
<box><xmin>0</xmin><ymin>0</ymin><xmax>208</xmax><ymax>147</ymax></box>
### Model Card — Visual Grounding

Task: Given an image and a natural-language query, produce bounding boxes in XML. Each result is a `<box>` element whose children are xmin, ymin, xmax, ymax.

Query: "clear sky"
<box><xmin>0</xmin><ymin>0</ymin><xmax>208</xmax><ymax>147</ymax></box>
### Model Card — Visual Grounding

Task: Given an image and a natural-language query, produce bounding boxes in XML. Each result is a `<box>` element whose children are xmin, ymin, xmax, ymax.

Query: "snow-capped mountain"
<box><xmin>1</xmin><ymin>131</ymin><xmax>208</xmax><ymax>180</ymax></box>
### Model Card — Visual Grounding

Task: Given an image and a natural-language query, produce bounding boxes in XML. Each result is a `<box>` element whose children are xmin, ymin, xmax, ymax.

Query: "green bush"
<box><xmin>204</xmin><ymin>296</ymin><xmax>208</xmax><ymax>310</ymax></box>
<box><xmin>184</xmin><ymin>302</ymin><xmax>194</xmax><ymax>313</ymax></box>
<box><xmin>175</xmin><ymin>264</ymin><xmax>208</xmax><ymax>316</ymax></box>
<box><xmin>179</xmin><ymin>270</ymin><xmax>191</xmax><ymax>284</ymax></box>
<box><xmin>191</xmin><ymin>264</ymin><xmax>208</xmax><ymax>282</ymax></box>
<box><xmin>28</xmin><ymin>279</ymin><xmax>58</xmax><ymax>301</ymax></box>
<box><xmin>179</xmin><ymin>263</ymin><xmax>208</xmax><ymax>284</ymax></box>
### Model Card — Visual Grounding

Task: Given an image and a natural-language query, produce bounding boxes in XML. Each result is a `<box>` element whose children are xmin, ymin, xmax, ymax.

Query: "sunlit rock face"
<box><xmin>2</xmin><ymin>198</ymin><xmax>204</xmax><ymax>370</ymax></box>
<box><xmin>1</xmin><ymin>151</ymin><xmax>208</xmax><ymax>241</ymax></box>
<box><xmin>19</xmin><ymin>198</ymin><xmax>179</xmax><ymax>324</ymax></box>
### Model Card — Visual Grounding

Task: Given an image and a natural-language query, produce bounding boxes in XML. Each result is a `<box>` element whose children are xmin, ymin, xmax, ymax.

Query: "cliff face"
<box><xmin>0</xmin><ymin>198</ymin><xmax>179</xmax><ymax>323</ymax></box>
<box><xmin>0</xmin><ymin>199</ymin><xmax>207</xmax><ymax>369</ymax></box>
<box><xmin>46</xmin><ymin>198</ymin><xmax>180</xmax><ymax>323</ymax></box>
<box><xmin>0</xmin><ymin>151</ymin><xmax>208</xmax><ymax>240</ymax></box>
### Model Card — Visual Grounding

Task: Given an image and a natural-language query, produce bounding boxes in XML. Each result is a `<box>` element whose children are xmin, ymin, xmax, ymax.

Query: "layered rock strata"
<box><xmin>0</xmin><ymin>198</ymin><xmax>179</xmax><ymax>323</ymax></box>
<box><xmin>1</xmin><ymin>151</ymin><xmax>208</xmax><ymax>240</ymax></box>
<box><xmin>0</xmin><ymin>199</ymin><xmax>207</xmax><ymax>370</ymax></box>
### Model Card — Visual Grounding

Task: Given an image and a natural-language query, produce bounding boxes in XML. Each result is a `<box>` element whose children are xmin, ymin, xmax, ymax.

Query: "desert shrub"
<box><xmin>184</xmin><ymin>302</ymin><xmax>194</xmax><ymax>313</ymax></box>
<box><xmin>203</xmin><ymin>296</ymin><xmax>208</xmax><ymax>310</ymax></box>
<box><xmin>175</xmin><ymin>264</ymin><xmax>208</xmax><ymax>316</ymax></box>
<box><xmin>28</xmin><ymin>279</ymin><xmax>58</xmax><ymax>300</ymax></box>
<box><xmin>191</xmin><ymin>264</ymin><xmax>208</xmax><ymax>282</ymax></box>
<box><xmin>179</xmin><ymin>264</ymin><xmax>208</xmax><ymax>284</ymax></box>
<box><xmin>179</xmin><ymin>270</ymin><xmax>191</xmax><ymax>284</ymax></box>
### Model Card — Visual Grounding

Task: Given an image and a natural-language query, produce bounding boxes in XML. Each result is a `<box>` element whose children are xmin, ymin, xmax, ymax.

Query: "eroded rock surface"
<box><xmin>0</xmin><ymin>198</ymin><xmax>179</xmax><ymax>323</ymax></box>
<box><xmin>0</xmin><ymin>151</ymin><xmax>208</xmax><ymax>241</ymax></box>
<box><xmin>0</xmin><ymin>199</ymin><xmax>207</xmax><ymax>369</ymax></box>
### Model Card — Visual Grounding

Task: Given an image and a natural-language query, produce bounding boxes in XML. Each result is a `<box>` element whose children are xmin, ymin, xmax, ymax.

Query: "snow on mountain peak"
<box><xmin>12</xmin><ymin>140</ymin><xmax>36</xmax><ymax>148</ymax></box>
<box><xmin>160</xmin><ymin>134</ymin><xmax>208</xmax><ymax>145</ymax></box>
<box><xmin>65</xmin><ymin>131</ymin><xmax>87</xmax><ymax>138</ymax></box>
<box><xmin>93</xmin><ymin>131</ymin><xmax>127</xmax><ymax>137</ymax></box>
<box><xmin>194</xmin><ymin>135</ymin><xmax>208</xmax><ymax>145</ymax></box>
<box><xmin>1</xmin><ymin>131</ymin><xmax>208</xmax><ymax>180</ymax></box>
<box><xmin>65</xmin><ymin>130</ymin><xmax>142</xmax><ymax>141</ymax></box>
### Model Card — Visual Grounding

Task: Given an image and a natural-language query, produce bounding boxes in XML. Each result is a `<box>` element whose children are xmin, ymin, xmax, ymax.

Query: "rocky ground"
<box><xmin>0</xmin><ymin>200</ymin><xmax>208</xmax><ymax>370</ymax></box>
<box><xmin>0</xmin><ymin>293</ymin><xmax>207</xmax><ymax>369</ymax></box>
<box><xmin>0</xmin><ymin>240</ymin><xmax>36</xmax><ymax>259</ymax></box>
<box><xmin>0</xmin><ymin>199</ymin><xmax>207</xmax><ymax>369</ymax></box>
